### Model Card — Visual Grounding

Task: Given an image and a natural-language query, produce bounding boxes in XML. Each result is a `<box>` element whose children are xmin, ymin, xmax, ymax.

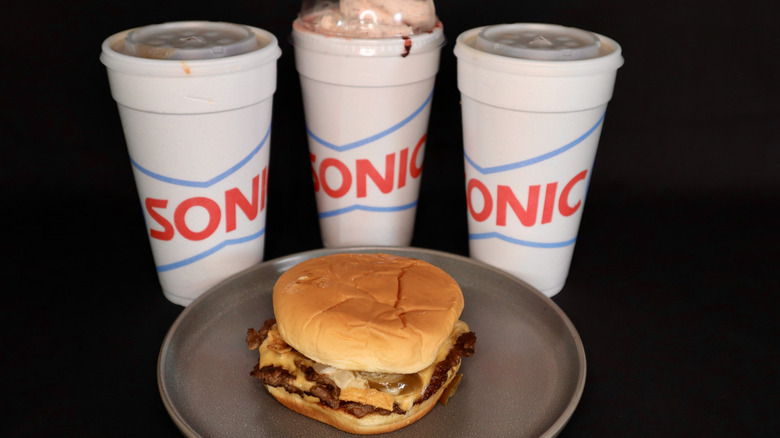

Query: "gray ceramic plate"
<box><xmin>158</xmin><ymin>247</ymin><xmax>586</xmax><ymax>438</ymax></box>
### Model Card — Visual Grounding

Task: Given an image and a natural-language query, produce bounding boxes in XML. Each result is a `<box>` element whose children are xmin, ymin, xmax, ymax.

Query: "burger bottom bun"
<box><xmin>265</xmin><ymin>363</ymin><xmax>462</xmax><ymax>435</ymax></box>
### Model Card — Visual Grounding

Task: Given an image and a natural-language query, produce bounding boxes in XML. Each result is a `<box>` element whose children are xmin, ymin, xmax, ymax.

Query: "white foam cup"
<box><xmin>454</xmin><ymin>23</ymin><xmax>623</xmax><ymax>296</ymax></box>
<box><xmin>101</xmin><ymin>21</ymin><xmax>281</xmax><ymax>305</ymax></box>
<box><xmin>292</xmin><ymin>19</ymin><xmax>445</xmax><ymax>247</ymax></box>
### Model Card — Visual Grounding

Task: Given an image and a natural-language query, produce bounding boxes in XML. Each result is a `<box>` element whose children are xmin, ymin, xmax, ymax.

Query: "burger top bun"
<box><xmin>273</xmin><ymin>253</ymin><xmax>465</xmax><ymax>374</ymax></box>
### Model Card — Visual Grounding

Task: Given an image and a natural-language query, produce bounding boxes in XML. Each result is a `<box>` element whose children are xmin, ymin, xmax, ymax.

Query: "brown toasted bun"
<box><xmin>273</xmin><ymin>253</ymin><xmax>465</xmax><ymax>374</ymax></box>
<box><xmin>266</xmin><ymin>362</ymin><xmax>463</xmax><ymax>435</ymax></box>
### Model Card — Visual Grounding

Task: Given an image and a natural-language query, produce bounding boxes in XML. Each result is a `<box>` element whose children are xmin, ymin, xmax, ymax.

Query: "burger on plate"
<box><xmin>246</xmin><ymin>253</ymin><xmax>477</xmax><ymax>434</ymax></box>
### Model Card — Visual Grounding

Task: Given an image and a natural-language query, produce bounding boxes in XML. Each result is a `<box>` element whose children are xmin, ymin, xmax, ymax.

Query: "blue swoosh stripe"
<box><xmin>307</xmin><ymin>91</ymin><xmax>433</xmax><ymax>153</ymax></box>
<box><xmin>465</xmin><ymin>111</ymin><xmax>605</xmax><ymax>175</ymax></box>
<box><xmin>130</xmin><ymin>124</ymin><xmax>272</xmax><ymax>188</ymax></box>
<box><xmin>318</xmin><ymin>200</ymin><xmax>418</xmax><ymax>219</ymax></box>
<box><xmin>156</xmin><ymin>227</ymin><xmax>266</xmax><ymax>272</ymax></box>
<box><xmin>469</xmin><ymin>232</ymin><xmax>576</xmax><ymax>248</ymax></box>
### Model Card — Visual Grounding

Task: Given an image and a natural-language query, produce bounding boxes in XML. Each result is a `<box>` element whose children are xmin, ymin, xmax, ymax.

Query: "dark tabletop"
<box><xmin>3</xmin><ymin>0</ymin><xmax>778</xmax><ymax>436</ymax></box>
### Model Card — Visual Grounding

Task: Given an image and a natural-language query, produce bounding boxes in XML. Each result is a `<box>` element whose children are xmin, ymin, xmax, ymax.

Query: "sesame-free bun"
<box><xmin>265</xmin><ymin>360</ymin><xmax>462</xmax><ymax>435</ymax></box>
<box><xmin>273</xmin><ymin>253</ymin><xmax>465</xmax><ymax>374</ymax></box>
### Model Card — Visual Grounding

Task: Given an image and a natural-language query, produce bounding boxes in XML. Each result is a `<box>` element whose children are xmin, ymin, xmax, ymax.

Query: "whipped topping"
<box><xmin>301</xmin><ymin>0</ymin><xmax>436</xmax><ymax>38</ymax></box>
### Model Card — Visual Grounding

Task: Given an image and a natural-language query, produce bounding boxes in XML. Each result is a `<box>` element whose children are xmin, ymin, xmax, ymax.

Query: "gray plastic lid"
<box><xmin>476</xmin><ymin>23</ymin><xmax>601</xmax><ymax>61</ymax></box>
<box><xmin>123</xmin><ymin>21</ymin><xmax>260</xmax><ymax>60</ymax></box>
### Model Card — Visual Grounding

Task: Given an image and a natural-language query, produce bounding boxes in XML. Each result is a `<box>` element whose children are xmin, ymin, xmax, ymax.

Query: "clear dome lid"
<box><xmin>298</xmin><ymin>0</ymin><xmax>437</xmax><ymax>38</ymax></box>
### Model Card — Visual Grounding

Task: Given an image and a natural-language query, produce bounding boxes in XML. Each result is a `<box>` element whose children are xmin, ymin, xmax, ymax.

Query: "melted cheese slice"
<box><xmin>257</xmin><ymin>321</ymin><xmax>470</xmax><ymax>413</ymax></box>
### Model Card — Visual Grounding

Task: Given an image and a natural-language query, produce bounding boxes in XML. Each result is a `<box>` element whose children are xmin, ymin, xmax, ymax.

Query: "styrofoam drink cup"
<box><xmin>454</xmin><ymin>23</ymin><xmax>624</xmax><ymax>296</ymax></box>
<box><xmin>101</xmin><ymin>21</ymin><xmax>281</xmax><ymax>305</ymax></box>
<box><xmin>292</xmin><ymin>4</ymin><xmax>445</xmax><ymax>247</ymax></box>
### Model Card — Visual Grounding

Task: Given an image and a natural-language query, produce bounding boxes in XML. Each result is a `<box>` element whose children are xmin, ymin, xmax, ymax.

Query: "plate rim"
<box><xmin>157</xmin><ymin>246</ymin><xmax>586</xmax><ymax>438</ymax></box>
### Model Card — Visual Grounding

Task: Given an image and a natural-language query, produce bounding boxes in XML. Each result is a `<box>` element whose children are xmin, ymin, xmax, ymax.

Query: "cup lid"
<box><xmin>123</xmin><ymin>21</ymin><xmax>260</xmax><ymax>60</ymax></box>
<box><xmin>476</xmin><ymin>23</ymin><xmax>601</xmax><ymax>61</ymax></box>
<box><xmin>298</xmin><ymin>0</ymin><xmax>437</xmax><ymax>38</ymax></box>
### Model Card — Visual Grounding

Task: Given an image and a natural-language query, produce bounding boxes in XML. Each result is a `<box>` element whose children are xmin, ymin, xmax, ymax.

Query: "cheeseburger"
<box><xmin>246</xmin><ymin>253</ymin><xmax>476</xmax><ymax>434</ymax></box>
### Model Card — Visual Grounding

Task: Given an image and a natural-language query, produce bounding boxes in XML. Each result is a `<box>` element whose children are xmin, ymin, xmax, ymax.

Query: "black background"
<box><xmin>2</xmin><ymin>0</ymin><xmax>778</xmax><ymax>436</ymax></box>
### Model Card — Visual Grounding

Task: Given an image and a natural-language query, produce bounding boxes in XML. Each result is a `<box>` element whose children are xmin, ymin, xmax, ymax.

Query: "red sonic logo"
<box><xmin>465</xmin><ymin>112</ymin><xmax>605</xmax><ymax>249</ymax></box>
<box><xmin>130</xmin><ymin>126</ymin><xmax>270</xmax><ymax>272</ymax></box>
<box><xmin>306</xmin><ymin>91</ymin><xmax>432</xmax><ymax>218</ymax></box>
